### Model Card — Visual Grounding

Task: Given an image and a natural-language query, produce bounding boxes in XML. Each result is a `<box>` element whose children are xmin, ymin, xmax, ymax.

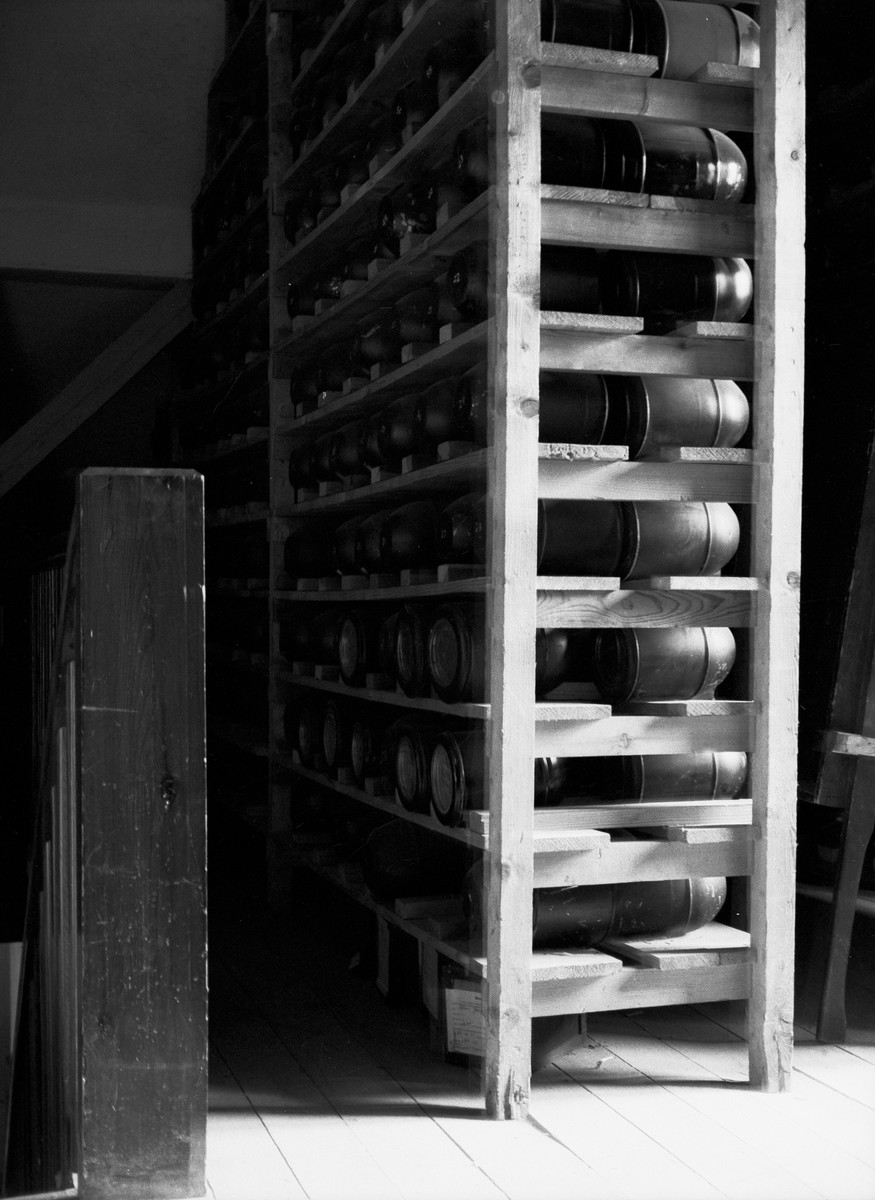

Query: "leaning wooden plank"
<box><xmin>537</xmin><ymin>458</ymin><xmax>754</xmax><ymax>502</ymax></box>
<box><xmin>600</xmin><ymin>922</ymin><xmax>751</xmax><ymax>970</ymax></box>
<box><xmin>541</xmin><ymin>65</ymin><xmax>754</xmax><ymax>131</ymax></box>
<box><xmin>541</xmin><ymin>195</ymin><xmax>756</xmax><ymax>258</ymax></box>
<box><xmin>483</xmin><ymin>0</ymin><xmax>541</xmax><ymax>1120</ymax></box>
<box><xmin>532</xmin><ymin>961</ymin><xmax>751</xmax><ymax>1018</ymax></box>
<box><xmin>540</xmin><ymin>327</ymin><xmax>755</xmax><ymax>380</ymax></box>
<box><xmin>747</xmin><ymin>0</ymin><xmax>805</xmax><ymax>1093</ymax></box>
<box><xmin>77</xmin><ymin>470</ymin><xmax>207</xmax><ymax>1200</ymax></box>
<box><xmin>0</xmin><ymin>282</ymin><xmax>191</xmax><ymax>500</ymax></box>
<box><xmin>535</xmin><ymin>585</ymin><xmax>757</xmax><ymax>628</ymax></box>
<box><xmin>467</xmin><ymin>798</ymin><xmax>753</xmax><ymax>836</ymax></box>
<box><xmin>534</xmin><ymin>713</ymin><xmax>754</xmax><ymax>757</ymax></box>
<box><xmin>533</xmin><ymin>838</ymin><xmax>752</xmax><ymax>888</ymax></box>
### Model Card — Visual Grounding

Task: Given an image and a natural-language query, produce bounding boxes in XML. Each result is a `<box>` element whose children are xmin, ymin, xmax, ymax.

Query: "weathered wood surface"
<box><xmin>78</xmin><ymin>470</ymin><xmax>206</xmax><ymax>1199</ymax></box>
<box><xmin>747</xmin><ymin>0</ymin><xmax>805</xmax><ymax>1092</ymax></box>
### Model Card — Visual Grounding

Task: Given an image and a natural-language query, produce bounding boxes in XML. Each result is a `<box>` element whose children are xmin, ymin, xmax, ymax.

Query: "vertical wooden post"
<box><xmin>748</xmin><ymin>0</ymin><xmax>805</xmax><ymax>1091</ymax></box>
<box><xmin>267</xmin><ymin>6</ymin><xmax>296</xmax><ymax>904</ymax></box>
<box><xmin>77</xmin><ymin>470</ymin><xmax>207</xmax><ymax>1198</ymax></box>
<box><xmin>484</xmin><ymin>0</ymin><xmax>541</xmax><ymax>1119</ymax></box>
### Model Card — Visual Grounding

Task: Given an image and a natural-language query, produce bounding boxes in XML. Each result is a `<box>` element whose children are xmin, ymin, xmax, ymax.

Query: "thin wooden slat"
<box><xmin>540</xmin><ymin>326</ymin><xmax>755</xmax><ymax>379</ymax></box>
<box><xmin>467</xmin><ymin>798</ymin><xmax>753</xmax><ymax>836</ymax></box>
<box><xmin>541</xmin><ymin>61</ymin><xmax>755</xmax><ymax>131</ymax></box>
<box><xmin>532</xmin><ymin>961</ymin><xmax>751</xmax><ymax>1018</ymax></box>
<box><xmin>537</xmin><ymin>457</ymin><xmax>755</xmax><ymax>502</ymax></box>
<box><xmin>283</xmin><ymin>671</ymin><xmax>490</xmax><ymax>721</ymax></box>
<box><xmin>600</xmin><ymin>922</ymin><xmax>751</xmax><ymax>970</ymax></box>
<box><xmin>536</xmin><ymin>586</ymin><xmax>758</xmax><ymax>628</ymax></box>
<box><xmin>541</xmin><ymin>194</ymin><xmax>756</xmax><ymax>258</ymax></box>
<box><xmin>746</xmin><ymin>0</ymin><xmax>805</xmax><ymax>1093</ymax></box>
<box><xmin>618</xmin><ymin>700</ymin><xmax>755</xmax><ymax>717</ymax></box>
<box><xmin>537</xmin><ymin>442</ymin><xmax>628</xmax><ymax>461</ymax></box>
<box><xmin>483</xmin><ymin>0</ymin><xmax>540</xmax><ymax>1120</ymax></box>
<box><xmin>534</xmin><ymin>713</ymin><xmax>754</xmax><ymax>757</ymax></box>
<box><xmin>539</xmin><ymin>43</ymin><xmax>658</xmax><ymax>75</ymax></box>
<box><xmin>532</xmin><ymin>838</ymin><xmax>752</xmax><ymax>888</ymax></box>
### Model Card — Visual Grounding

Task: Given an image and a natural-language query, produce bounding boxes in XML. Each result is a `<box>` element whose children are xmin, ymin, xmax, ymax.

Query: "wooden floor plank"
<box><xmin>531</xmin><ymin>1057</ymin><xmax>730</xmax><ymax>1200</ymax></box>
<box><xmin>638</xmin><ymin>1004</ymin><xmax>875</xmax><ymax>1171</ymax></box>
<box><xmin>213</xmin><ymin>954</ymin><xmax>510</xmax><ymax>1200</ymax></box>
<box><xmin>208</xmin><ymin>1047</ymin><xmax>309</xmax><ymax>1200</ymax></box>
<box><xmin>551</xmin><ymin>1014</ymin><xmax>828</xmax><ymax>1200</ymax></box>
<box><xmin>697</xmin><ymin>1000</ymin><xmax>875</xmax><ymax>1112</ymax></box>
<box><xmin>595</xmin><ymin>1011</ymin><xmax>875</xmax><ymax>1200</ymax></box>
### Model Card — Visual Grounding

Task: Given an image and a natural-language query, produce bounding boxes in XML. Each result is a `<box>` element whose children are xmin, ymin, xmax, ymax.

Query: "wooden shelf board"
<box><xmin>540</xmin><ymin>324</ymin><xmax>755</xmax><ymax>380</ymax></box>
<box><xmin>539</xmin><ymin>43</ymin><xmax>658</xmax><ymax>76</ymax></box>
<box><xmin>532</xmin><ymin>836</ymin><xmax>752</xmax><ymax>888</ymax></box>
<box><xmin>192</xmin><ymin>271</ymin><xmax>268</xmax><ymax>342</ymax></box>
<box><xmin>282</xmin><ymin>0</ymin><xmax>488</xmax><ymax>194</ymax></box>
<box><xmin>540</xmin><ymin>311</ymin><xmax>643</xmax><ymax>335</ymax></box>
<box><xmin>538</xmin><ymin>443</ymin><xmax>628</xmax><ymax>461</ymax></box>
<box><xmin>196</xmin><ymin>118</ymin><xmax>266</xmax><ymax>208</ymax></box>
<box><xmin>279</xmin><ymin>447</ymin><xmax>488</xmax><ymax>517</ymax></box>
<box><xmin>285</xmin><ymin>0</ymin><xmax>378</xmax><ymax>106</ymax></box>
<box><xmin>276</xmin><ymin>323</ymin><xmax>489</xmax><ymax>435</ymax></box>
<box><xmin>275</xmin><ymin>576</ymin><xmax>489</xmax><ymax>604</ymax></box>
<box><xmin>541</xmin><ymin>192</ymin><xmax>755</xmax><ymax>258</ymax></box>
<box><xmin>209</xmin><ymin>0</ymin><xmax>266</xmax><ymax>98</ymax></box>
<box><xmin>282</xmin><ymin>671</ymin><xmax>490</xmax><ymax>720</ymax></box>
<box><xmin>288</xmin><ymin>762</ymin><xmax>487</xmax><ymax>849</ymax></box>
<box><xmin>540</xmin><ymin>57</ymin><xmax>754</xmax><ymax>133</ymax></box>
<box><xmin>467</xmin><ymin>797</ymin><xmax>753</xmax><ymax>836</ymax></box>
<box><xmin>531</xmin><ymin>959</ymin><xmax>751</xmax><ymax>1018</ymax></box>
<box><xmin>599</xmin><ymin>921</ymin><xmax>751</xmax><ymax>970</ymax></box>
<box><xmin>273</xmin><ymin>191</ymin><xmax>489</xmax><ymax>370</ymax></box>
<box><xmin>535</xmin><ymin>585</ymin><xmax>758</xmax><ymax>628</ymax></box>
<box><xmin>287</xmin><ymin>848</ymin><xmax>484</xmax><ymax>975</ymax></box>
<box><xmin>617</xmin><ymin>699</ymin><xmax>755</xmax><ymax>717</ymax></box>
<box><xmin>534</xmin><ymin>712</ymin><xmax>754</xmax><ymax>757</ymax></box>
<box><xmin>537</xmin><ymin>456</ymin><xmax>755</xmax><ymax>503</ymax></box>
<box><xmin>276</xmin><ymin>62</ymin><xmax>491</xmax><ymax>286</ymax></box>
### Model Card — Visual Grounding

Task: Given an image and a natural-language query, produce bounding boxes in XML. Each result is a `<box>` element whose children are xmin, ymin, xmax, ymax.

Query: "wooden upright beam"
<box><xmin>77</xmin><ymin>470</ymin><xmax>207</xmax><ymax>1198</ymax></box>
<box><xmin>484</xmin><ymin>0</ymin><xmax>541</xmax><ymax>1119</ymax></box>
<box><xmin>747</xmin><ymin>0</ymin><xmax>805</xmax><ymax>1092</ymax></box>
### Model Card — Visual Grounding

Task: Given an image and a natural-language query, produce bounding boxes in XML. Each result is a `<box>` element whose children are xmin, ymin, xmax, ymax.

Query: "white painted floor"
<box><xmin>206</xmin><ymin>887</ymin><xmax>875</xmax><ymax>1200</ymax></box>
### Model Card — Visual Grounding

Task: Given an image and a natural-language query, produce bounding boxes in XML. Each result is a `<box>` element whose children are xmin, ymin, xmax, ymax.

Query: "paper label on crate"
<box><xmin>445</xmin><ymin>985</ymin><xmax>485</xmax><ymax>1056</ymax></box>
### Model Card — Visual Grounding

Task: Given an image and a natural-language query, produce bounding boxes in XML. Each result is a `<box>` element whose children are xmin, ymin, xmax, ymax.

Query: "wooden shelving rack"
<box><xmin>259</xmin><ymin>0</ymin><xmax>804</xmax><ymax>1118</ymax></box>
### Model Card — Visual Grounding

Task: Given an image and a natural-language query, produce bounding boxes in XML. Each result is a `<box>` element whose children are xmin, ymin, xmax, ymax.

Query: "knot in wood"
<box><xmin>161</xmin><ymin>773</ymin><xmax>177</xmax><ymax>809</ymax></box>
<box><xmin>490</xmin><ymin>89</ymin><xmax>506</xmax><ymax>106</ymax></box>
<box><xmin>786</xmin><ymin>571</ymin><xmax>801</xmax><ymax>590</ymax></box>
<box><xmin>519</xmin><ymin>397</ymin><xmax>539</xmax><ymax>418</ymax></box>
<box><xmin>520</xmin><ymin>60</ymin><xmax>541</xmax><ymax>88</ymax></box>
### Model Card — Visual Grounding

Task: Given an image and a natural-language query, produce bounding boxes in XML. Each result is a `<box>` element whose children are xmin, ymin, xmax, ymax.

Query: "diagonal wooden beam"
<box><xmin>0</xmin><ymin>280</ymin><xmax>190</xmax><ymax>500</ymax></box>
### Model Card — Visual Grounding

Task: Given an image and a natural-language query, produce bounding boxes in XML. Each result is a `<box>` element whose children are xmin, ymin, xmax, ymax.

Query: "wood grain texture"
<box><xmin>539</xmin><ymin>43</ymin><xmax>658</xmax><ymax>75</ymax></box>
<box><xmin>541</xmin><ymin>195</ymin><xmax>755</xmax><ymax>258</ymax></box>
<box><xmin>540</xmin><ymin>327</ymin><xmax>755</xmax><ymax>379</ymax></box>
<box><xmin>746</xmin><ymin>0</ymin><xmax>805</xmax><ymax>1093</ymax></box>
<box><xmin>467</xmin><ymin>799</ymin><xmax>752</xmax><ymax>835</ymax></box>
<box><xmin>534</xmin><ymin>713</ymin><xmax>754</xmax><ymax>757</ymax></box>
<box><xmin>536</xmin><ymin>586</ymin><xmax>757</xmax><ymax>628</ymax></box>
<box><xmin>541</xmin><ymin>63</ymin><xmax>754</xmax><ymax>131</ymax></box>
<box><xmin>532</xmin><ymin>961</ymin><xmax>751</xmax><ymax>1018</ymax></box>
<box><xmin>537</xmin><ymin>457</ymin><xmax>754</xmax><ymax>502</ymax></box>
<box><xmin>77</xmin><ymin>470</ymin><xmax>206</xmax><ymax>1199</ymax></box>
<box><xmin>532</xmin><ymin>838</ymin><xmax>752</xmax><ymax>888</ymax></box>
<box><xmin>483</xmin><ymin>0</ymin><xmax>541</xmax><ymax>1119</ymax></box>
